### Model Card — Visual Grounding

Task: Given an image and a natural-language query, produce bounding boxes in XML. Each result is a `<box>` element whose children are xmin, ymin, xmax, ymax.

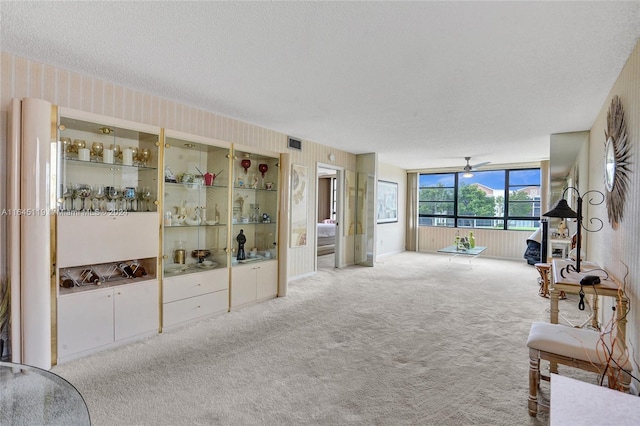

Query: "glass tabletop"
<box><xmin>0</xmin><ymin>361</ymin><xmax>90</xmax><ymax>425</ymax></box>
<box><xmin>437</xmin><ymin>245</ymin><xmax>487</xmax><ymax>256</ymax></box>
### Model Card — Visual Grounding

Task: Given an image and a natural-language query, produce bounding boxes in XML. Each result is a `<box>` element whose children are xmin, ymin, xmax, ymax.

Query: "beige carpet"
<box><xmin>52</xmin><ymin>252</ymin><xmax>598</xmax><ymax>425</ymax></box>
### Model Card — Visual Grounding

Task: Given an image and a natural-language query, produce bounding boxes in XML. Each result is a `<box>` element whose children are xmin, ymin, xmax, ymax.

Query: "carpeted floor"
<box><xmin>52</xmin><ymin>252</ymin><xmax>598</xmax><ymax>425</ymax></box>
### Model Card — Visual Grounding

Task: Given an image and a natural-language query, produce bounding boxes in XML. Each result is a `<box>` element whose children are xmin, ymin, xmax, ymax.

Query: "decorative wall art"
<box><xmin>604</xmin><ymin>95</ymin><xmax>631</xmax><ymax>228</ymax></box>
<box><xmin>377</xmin><ymin>180</ymin><xmax>398</xmax><ymax>223</ymax></box>
<box><xmin>290</xmin><ymin>164</ymin><xmax>308</xmax><ymax>247</ymax></box>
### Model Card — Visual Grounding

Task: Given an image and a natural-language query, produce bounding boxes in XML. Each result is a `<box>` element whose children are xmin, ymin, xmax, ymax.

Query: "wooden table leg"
<box><xmin>589</xmin><ymin>293</ymin><xmax>599</xmax><ymax>329</ymax></box>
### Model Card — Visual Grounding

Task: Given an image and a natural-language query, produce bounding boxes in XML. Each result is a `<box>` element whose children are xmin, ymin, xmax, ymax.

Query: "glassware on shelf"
<box><xmin>61</xmin><ymin>182</ymin><xmax>75</xmax><ymax>211</ymax></box>
<box><xmin>60</xmin><ymin>137</ymin><xmax>72</xmax><ymax>159</ymax></box>
<box><xmin>139</xmin><ymin>186</ymin><xmax>152</xmax><ymax>212</ymax></box>
<box><xmin>123</xmin><ymin>187</ymin><xmax>137</xmax><ymax>211</ymax></box>
<box><xmin>91</xmin><ymin>141</ymin><xmax>104</xmax><ymax>160</ymax></box>
<box><xmin>241</xmin><ymin>158</ymin><xmax>251</xmax><ymax>174</ymax></box>
<box><xmin>75</xmin><ymin>183</ymin><xmax>92</xmax><ymax>211</ymax></box>
<box><xmin>139</xmin><ymin>148</ymin><xmax>151</xmax><ymax>167</ymax></box>
<box><xmin>106</xmin><ymin>186</ymin><xmax>122</xmax><ymax>211</ymax></box>
<box><xmin>110</xmin><ymin>144</ymin><xmax>121</xmax><ymax>163</ymax></box>
<box><xmin>130</xmin><ymin>147</ymin><xmax>139</xmax><ymax>166</ymax></box>
<box><xmin>92</xmin><ymin>184</ymin><xmax>106</xmax><ymax>211</ymax></box>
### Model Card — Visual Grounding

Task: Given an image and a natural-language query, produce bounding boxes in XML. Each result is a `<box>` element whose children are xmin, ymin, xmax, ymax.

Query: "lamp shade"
<box><xmin>543</xmin><ymin>199</ymin><xmax>578</xmax><ymax>218</ymax></box>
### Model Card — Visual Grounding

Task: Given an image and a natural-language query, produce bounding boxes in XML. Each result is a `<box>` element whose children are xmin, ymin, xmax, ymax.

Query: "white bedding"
<box><xmin>317</xmin><ymin>223</ymin><xmax>336</xmax><ymax>238</ymax></box>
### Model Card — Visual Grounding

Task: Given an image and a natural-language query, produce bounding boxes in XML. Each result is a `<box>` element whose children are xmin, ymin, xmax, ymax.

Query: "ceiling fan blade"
<box><xmin>471</xmin><ymin>161</ymin><xmax>490</xmax><ymax>170</ymax></box>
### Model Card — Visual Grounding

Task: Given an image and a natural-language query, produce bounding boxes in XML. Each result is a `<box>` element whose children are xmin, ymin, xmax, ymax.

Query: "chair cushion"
<box><xmin>527</xmin><ymin>322</ymin><xmax>631</xmax><ymax>369</ymax></box>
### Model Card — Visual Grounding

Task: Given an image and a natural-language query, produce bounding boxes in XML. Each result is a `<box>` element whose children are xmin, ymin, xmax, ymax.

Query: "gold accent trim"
<box><xmin>227</xmin><ymin>145</ymin><xmax>234</xmax><ymax>312</ymax></box>
<box><xmin>157</xmin><ymin>129</ymin><xmax>165</xmax><ymax>333</ymax></box>
<box><xmin>50</xmin><ymin>104</ymin><xmax>58</xmax><ymax>366</ymax></box>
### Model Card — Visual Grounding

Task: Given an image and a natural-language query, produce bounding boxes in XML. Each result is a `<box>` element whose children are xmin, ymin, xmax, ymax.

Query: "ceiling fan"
<box><xmin>462</xmin><ymin>157</ymin><xmax>490</xmax><ymax>178</ymax></box>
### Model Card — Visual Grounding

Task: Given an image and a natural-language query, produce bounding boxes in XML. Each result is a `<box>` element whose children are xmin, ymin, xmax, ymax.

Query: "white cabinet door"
<box><xmin>231</xmin><ymin>260</ymin><xmax>277</xmax><ymax>307</ymax></box>
<box><xmin>231</xmin><ymin>265</ymin><xmax>257</xmax><ymax>308</ymax></box>
<box><xmin>57</xmin><ymin>213</ymin><xmax>159</xmax><ymax>268</ymax></box>
<box><xmin>57</xmin><ymin>289</ymin><xmax>114</xmax><ymax>359</ymax></box>
<box><xmin>256</xmin><ymin>260</ymin><xmax>278</xmax><ymax>300</ymax></box>
<box><xmin>114</xmin><ymin>280</ymin><xmax>159</xmax><ymax>341</ymax></box>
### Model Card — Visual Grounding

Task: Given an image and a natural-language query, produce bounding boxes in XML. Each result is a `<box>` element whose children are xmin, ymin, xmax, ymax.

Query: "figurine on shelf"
<box><xmin>164</xmin><ymin>166</ymin><xmax>177</xmax><ymax>183</ymax></box>
<box><xmin>236</xmin><ymin>229</ymin><xmax>246</xmax><ymax>260</ymax></box>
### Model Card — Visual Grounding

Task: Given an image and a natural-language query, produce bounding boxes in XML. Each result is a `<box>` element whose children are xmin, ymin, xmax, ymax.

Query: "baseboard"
<box><xmin>376</xmin><ymin>249</ymin><xmax>404</xmax><ymax>259</ymax></box>
<box><xmin>289</xmin><ymin>270</ymin><xmax>316</xmax><ymax>282</ymax></box>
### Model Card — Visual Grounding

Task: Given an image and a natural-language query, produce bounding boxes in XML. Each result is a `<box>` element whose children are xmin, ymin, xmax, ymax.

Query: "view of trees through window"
<box><xmin>419</xmin><ymin>168</ymin><xmax>541</xmax><ymax>230</ymax></box>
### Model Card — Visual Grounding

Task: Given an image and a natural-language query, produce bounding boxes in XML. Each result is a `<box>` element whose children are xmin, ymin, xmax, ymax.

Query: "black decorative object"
<box><xmin>543</xmin><ymin>187</ymin><xmax>604</xmax><ymax>273</ymax></box>
<box><xmin>236</xmin><ymin>229</ymin><xmax>246</xmax><ymax>260</ymax></box>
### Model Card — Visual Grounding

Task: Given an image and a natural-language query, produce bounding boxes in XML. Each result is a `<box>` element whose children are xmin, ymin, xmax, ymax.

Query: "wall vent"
<box><xmin>288</xmin><ymin>137</ymin><xmax>302</xmax><ymax>151</ymax></box>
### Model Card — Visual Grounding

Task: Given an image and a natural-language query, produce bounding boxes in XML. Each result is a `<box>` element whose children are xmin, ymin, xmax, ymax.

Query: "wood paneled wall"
<box><xmin>418</xmin><ymin>227</ymin><xmax>531</xmax><ymax>260</ymax></box>
<box><xmin>587</xmin><ymin>41</ymin><xmax>640</xmax><ymax>383</ymax></box>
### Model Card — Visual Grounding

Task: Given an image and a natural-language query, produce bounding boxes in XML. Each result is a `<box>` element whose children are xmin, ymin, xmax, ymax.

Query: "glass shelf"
<box><xmin>63</xmin><ymin>158</ymin><xmax>157</xmax><ymax>171</ymax></box>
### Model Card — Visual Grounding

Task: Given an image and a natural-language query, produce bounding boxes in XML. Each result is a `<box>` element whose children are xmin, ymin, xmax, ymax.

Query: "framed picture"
<box><xmin>377</xmin><ymin>180</ymin><xmax>398</xmax><ymax>223</ymax></box>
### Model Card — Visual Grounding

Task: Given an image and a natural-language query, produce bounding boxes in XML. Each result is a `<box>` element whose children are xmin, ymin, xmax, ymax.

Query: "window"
<box><xmin>419</xmin><ymin>168</ymin><xmax>540</xmax><ymax>231</ymax></box>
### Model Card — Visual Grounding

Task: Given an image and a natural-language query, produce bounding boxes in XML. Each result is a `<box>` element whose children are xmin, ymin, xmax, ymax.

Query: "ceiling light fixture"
<box><xmin>463</xmin><ymin>171</ymin><xmax>474</xmax><ymax>178</ymax></box>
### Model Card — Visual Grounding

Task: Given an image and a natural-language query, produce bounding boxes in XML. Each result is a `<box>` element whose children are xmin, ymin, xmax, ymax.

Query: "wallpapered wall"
<box><xmin>0</xmin><ymin>51</ymin><xmax>357</xmax><ymax>281</ymax></box>
<box><xmin>587</xmin><ymin>41</ymin><xmax>640</xmax><ymax>387</ymax></box>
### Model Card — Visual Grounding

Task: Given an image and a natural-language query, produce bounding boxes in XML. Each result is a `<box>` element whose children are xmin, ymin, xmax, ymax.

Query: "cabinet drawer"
<box><xmin>57</xmin><ymin>213</ymin><xmax>159</xmax><ymax>267</ymax></box>
<box><xmin>163</xmin><ymin>291</ymin><xmax>228</xmax><ymax>327</ymax></box>
<box><xmin>163</xmin><ymin>268</ymin><xmax>228</xmax><ymax>302</ymax></box>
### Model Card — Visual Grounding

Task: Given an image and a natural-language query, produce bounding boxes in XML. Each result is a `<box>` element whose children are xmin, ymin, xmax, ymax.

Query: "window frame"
<box><xmin>418</xmin><ymin>167</ymin><xmax>541</xmax><ymax>230</ymax></box>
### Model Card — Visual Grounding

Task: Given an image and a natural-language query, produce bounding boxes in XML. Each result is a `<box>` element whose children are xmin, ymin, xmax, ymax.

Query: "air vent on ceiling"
<box><xmin>288</xmin><ymin>137</ymin><xmax>302</xmax><ymax>151</ymax></box>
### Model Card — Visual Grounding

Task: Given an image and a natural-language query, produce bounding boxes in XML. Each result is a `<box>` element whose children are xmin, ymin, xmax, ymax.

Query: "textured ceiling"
<box><xmin>2</xmin><ymin>1</ymin><xmax>640</xmax><ymax>171</ymax></box>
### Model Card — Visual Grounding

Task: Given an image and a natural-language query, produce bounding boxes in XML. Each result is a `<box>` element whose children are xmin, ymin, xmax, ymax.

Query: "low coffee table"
<box><xmin>437</xmin><ymin>245</ymin><xmax>487</xmax><ymax>263</ymax></box>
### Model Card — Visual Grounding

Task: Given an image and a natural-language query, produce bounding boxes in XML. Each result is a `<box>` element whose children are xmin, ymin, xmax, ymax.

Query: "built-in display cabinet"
<box><xmin>229</xmin><ymin>146</ymin><xmax>280</xmax><ymax>308</ymax></box>
<box><xmin>55</xmin><ymin>108</ymin><xmax>162</xmax><ymax>363</ymax></box>
<box><xmin>161</xmin><ymin>131</ymin><xmax>231</xmax><ymax>327</ymax></box>
<box><xmin>16</xmin><ymin>102</ymin><xmax>285</xmax><ymax>365</ymax></box>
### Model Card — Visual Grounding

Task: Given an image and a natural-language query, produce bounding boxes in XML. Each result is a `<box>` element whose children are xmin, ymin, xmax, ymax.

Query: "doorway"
<box><xmin>316</xmin><ymin>164</ymin><xmax>342</xmax><ymax>270</ymax></box>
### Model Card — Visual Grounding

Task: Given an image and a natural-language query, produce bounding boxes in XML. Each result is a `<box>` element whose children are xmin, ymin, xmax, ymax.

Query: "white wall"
<box><xmin>376</xmin><ymin>162</ymin><xmax>406</xmax><ymax>257</ymax></box>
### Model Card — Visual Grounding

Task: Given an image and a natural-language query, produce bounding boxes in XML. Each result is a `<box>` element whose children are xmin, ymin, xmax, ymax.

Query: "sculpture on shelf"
<box><xmin>236</xmin><ymin>229</ymin><xmax>246</xmax><ymax>260</ymax></box>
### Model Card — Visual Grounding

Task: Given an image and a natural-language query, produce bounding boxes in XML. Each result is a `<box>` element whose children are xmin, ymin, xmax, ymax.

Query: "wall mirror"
<box><xmin>549</xmin><ymin>131</ymin><xmax>589</xmax><ymax>255</ymax></box>
<box><xmin>603</xmin><ymin>95</ymin><xmax>630</xmax><ymax>227</ymax></box>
